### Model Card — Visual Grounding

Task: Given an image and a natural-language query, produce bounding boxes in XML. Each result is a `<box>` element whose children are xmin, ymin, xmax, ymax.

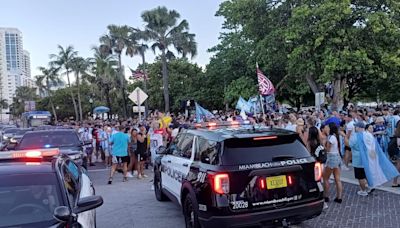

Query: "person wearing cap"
<box><xmin>349</xmin><ymin>121</ymin><xmax>370</xmax><ymax>196</ymax></box>
<box><xmin>373</xmin><ymin>116</ymin><xmax>389</xmax><ymax>155</ymax></box>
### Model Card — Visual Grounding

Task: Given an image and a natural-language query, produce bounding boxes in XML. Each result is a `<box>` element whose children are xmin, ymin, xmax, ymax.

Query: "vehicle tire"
<box><xmin>154</xmin><ymin>169</ymin><xmax>168</xmax><ymax>201</ymax></box>
<box><xmin>183</xmin><ymin>194</ymin><xmax>201</xmax><ymax>228</ymax></box>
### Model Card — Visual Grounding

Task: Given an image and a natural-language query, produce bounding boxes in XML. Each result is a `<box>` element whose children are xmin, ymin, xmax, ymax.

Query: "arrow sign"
<box><xmin>129</xmin><ymin>87</ymin><xmax>148</xmax><ymax>106</ymax></box>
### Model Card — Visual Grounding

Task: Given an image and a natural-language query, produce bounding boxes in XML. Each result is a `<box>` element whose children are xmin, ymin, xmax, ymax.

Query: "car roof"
<box><xmin>26</xmin><ymin>129</ymin><xmax>77</xmax><ymax>134</ymax></box>
<box><xmin>187</xmin><ymin>125</ymin><xmax>297</xmax><ymax>142</ymax></box>
<box><xmin>0</xmin><ymin>161</ymin><xmax>56</xmax><ymax>175</ymax></box>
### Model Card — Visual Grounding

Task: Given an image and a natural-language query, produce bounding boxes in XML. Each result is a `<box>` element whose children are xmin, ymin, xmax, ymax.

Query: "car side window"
<box><xmin>173</xmin><ymin>134</ymin><xmax>194</xmax><ymax>159</ymax></box>
<box><xmin>197</xmin><ymin>138</ymin><xmax>220</xmax><ymax>165</ymax></box>
<box><xmin>62</xmin><ymin>162</ymin><xmax>79</xmax><ymax>206</ymax></box>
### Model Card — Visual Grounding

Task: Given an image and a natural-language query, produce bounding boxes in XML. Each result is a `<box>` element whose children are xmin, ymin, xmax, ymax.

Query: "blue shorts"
<box><xmin>326</xmin><ymin>153</ymin><xmax>341</xmax><ymax>169</ymax></box>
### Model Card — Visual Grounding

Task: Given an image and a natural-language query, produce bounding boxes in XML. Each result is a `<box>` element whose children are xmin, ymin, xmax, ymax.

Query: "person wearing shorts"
<box><xmin>108</xmin><ymin>125</ymin><xmax>131</xmax><ymax>184</ymax></box>
<box><xmin>350</xmin><ymin>121</ymin><xmax>370</xmax><ymax>196</ymax></box>
<box><xmin>136</xmin><ymin>124</ymin><xmax>148</xmax><ymax>179</ymax></box>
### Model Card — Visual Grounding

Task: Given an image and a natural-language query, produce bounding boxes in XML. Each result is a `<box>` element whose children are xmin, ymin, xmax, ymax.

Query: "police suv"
<box><xmin>0</xmin><ymin>148</ymin><xmax>103</xmax><ymax>228</ymax></box>
<box><xmin>154</xmin><ymin>121</ymin><xmax>324</xmax><ymax>228</ymax></box>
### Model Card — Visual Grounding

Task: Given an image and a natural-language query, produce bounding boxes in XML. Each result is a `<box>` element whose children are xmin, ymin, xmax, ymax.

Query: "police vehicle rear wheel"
<box><xmin>154</xmin><ymin>170</ymin><xmax>168</xmax><ymax>201</ymax></box>
<box><xmin>183</xmin><ymin>195</ymin><xmax>201</xmax><ymax>228</ymax></box>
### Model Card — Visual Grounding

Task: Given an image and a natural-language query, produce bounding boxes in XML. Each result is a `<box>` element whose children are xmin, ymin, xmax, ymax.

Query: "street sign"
<box><xmin>132</xmin><ymin>106</ymin><xmax>145</xmax><ymax>113</ymax></box>
<box><xmin>129</xmin><ymin>87</ymin><xmax>148</xmax><ymax>105</ymax></box>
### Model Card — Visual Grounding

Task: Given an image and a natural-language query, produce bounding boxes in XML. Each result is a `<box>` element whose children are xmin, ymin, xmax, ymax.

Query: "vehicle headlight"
<box><xmin>3</xmin><ymin>136</ymin><xmax>7</xmax><ymax>140</ymax></box>
<box><xmin>10</xmin><ymin>138</ymin><xmax>17</xmax><ymax>143</ymax></box>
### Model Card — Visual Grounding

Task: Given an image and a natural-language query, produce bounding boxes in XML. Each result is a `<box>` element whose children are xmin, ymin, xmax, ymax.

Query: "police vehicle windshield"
<box><xmin>0</xmin><ymin>173</ymin><xmax>62</xmax><ymax>227</ymax></box>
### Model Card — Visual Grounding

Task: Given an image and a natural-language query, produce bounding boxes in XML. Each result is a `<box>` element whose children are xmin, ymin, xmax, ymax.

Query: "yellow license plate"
<box><xmin>266</xmin><ymin>175</ymin><xmax>287</xmax><ymax>189</ymax></box>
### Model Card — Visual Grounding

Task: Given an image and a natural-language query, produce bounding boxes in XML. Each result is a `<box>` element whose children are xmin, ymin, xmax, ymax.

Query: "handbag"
<box><xmin>314</xmin><ymin>144</ymin><xmax>327</xmax><ymax>163</ymax></box>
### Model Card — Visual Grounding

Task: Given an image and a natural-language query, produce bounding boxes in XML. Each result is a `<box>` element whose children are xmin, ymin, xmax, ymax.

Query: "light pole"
<box><xmin>89</xmin><ymin>98</ymin><xmax>93</xmax><ymax>119</ymax></box>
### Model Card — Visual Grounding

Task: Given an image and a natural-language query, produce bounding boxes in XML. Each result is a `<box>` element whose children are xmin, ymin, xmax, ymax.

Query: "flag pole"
<box><xmin>256</xmin><ymin>62</ymin><xmax>266</xmax><ymax>118</ymax></box>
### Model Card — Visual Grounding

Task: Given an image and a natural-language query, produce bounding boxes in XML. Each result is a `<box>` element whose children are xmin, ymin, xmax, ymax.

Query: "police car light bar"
<box><xmin>0</xmin><ymin>148</ymin><xmax>60</xmax><ymax>160</ymax></box>
<box><xmin>194</xmin><ymin>120</ymin><xmax>251</xmax><ymax>128</ymax></box>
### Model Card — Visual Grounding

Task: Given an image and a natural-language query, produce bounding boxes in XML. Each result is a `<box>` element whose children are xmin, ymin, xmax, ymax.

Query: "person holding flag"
<box><xmin>256</xmin><ymin>64</ymin><xmax>276</xmax><ymax>114</ymax></box>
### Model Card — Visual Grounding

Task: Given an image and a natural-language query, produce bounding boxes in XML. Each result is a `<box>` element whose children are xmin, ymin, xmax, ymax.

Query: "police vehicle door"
<box><xmin>62</xmin><ymin>160</ymin><xmax>95</xmax><ymax>228</ymax></box>
<box><xmin>163</xmin><ymin>133</ymin><xmax>195</xmax><ymax>203</ymax></box>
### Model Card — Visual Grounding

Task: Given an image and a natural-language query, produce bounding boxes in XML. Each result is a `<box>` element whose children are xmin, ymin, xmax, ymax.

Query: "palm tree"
<box><xmin>71</xmin><ymin>57</ymin><xmax>89</xmax><ymax>121</ymax></box>
<box><xmin>12</xmin><ymin>86</ymin><xmax>38</xmax><ymax>116</ymax></box>
<box><xmin>127</xmin><ymin>28</ymin><xmax>149</xmax><ymax>118</ymax></box>
<box><xmin>50</xmin><ymin>45</ymin><xmax>79</xmax><ymax>121</ymax></box>
<box><xmin>88</xmin><ymin>47</ymin><xmax>119</xmax><ymax>116</ymax></box>
<box><xmin>99</xmin><ymin>25</ymin><xmax>132</xmax><ymax>118</ymax></box>
<box><xmin>0</xmin><ymin>99</ymin><xmax>8</xmax><ymax>110</ymax></box>
<box><xmin>141</xmin><ymin>6</ymin><xmax>197</xmax><ymax>112</ymax></box>
<box><xmin>35</xmin><ymin>66</ymin><xmax>61</xmax><ymax>121</ymax></box>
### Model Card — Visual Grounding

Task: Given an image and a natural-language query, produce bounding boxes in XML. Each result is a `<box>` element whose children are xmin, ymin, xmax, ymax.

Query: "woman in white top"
<box><xmin>322</xmin><ymin>122</ymin><xmax>343</xmax><ymax>204</ymax></box>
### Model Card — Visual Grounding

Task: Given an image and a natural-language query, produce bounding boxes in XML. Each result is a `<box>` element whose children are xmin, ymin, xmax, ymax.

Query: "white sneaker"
<box><xmin>143</xmin><ymin>174</ymin><xmax>148</xmax><ymax>178</ymax></box>
<box><xmin>341</xmin><ymin>166</ymin><xmax>350</xmax><ymax>171</ymax></box>
<box><xmin>126</xmin><ymin>173</ymin><xmax>134</xmax><ymax>178</ymax></box>
<box><xmin>323</xmin><ymin>202</ymin><xmax>329</xmax><ymax>210</ymax></box>
<box><xmin>138</xmin><ymin>174</ymin><xmax>143</xmax><ymax>179</ymax></box>
<box><xmin>357</xmin><ymin>190</ymin><xmax>368</xmax><ymax>196</ymax></box>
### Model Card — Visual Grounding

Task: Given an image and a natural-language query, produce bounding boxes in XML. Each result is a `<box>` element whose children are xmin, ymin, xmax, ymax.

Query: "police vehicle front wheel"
<box><xmin>183</xmin><ymin>195</ymin><xmax>201</xmax><ymax>228</ymax></box>
<box><xmin>154</xmin><ymin>171</ymin><xmax>168</xmax><ymax>201</ymax></box>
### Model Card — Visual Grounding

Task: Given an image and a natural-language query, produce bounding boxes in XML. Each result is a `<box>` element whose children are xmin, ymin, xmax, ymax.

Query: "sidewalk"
<box><xmin>340</xmin><ymin>165</ymin><xmax>400</xmax><ymax>195</ymax></box>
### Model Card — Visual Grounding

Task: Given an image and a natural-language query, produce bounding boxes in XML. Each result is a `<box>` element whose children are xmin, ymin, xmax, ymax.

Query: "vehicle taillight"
<box><xmin>211</xmin><ymin>173</ymin><xmax>229</xmax><ymax>194</ymax></box>
<box><xmin>287</xmin><ymin>175</ymin><xmax>293</xmax><ymax>185</ymax></box>
<box><xmin>314</xmin><ymin>162</ymin><xmax>322</xmax><ymax>181</ymax></box>
<box><xmin>259</xmin><ymin>178</ymin><xmax>266</xmax><ymax>189</ymax></box>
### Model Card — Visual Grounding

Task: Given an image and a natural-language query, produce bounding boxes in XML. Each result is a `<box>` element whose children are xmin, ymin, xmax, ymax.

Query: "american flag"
<box><xmin>257</xmin><ymin>67</ymin><xmax>275</xmax><ymax>95</ymax></box>
<box><xmin>129</xmin><ymin>68</ymin><xmax>147</xmax><ymax>81</ymax></box>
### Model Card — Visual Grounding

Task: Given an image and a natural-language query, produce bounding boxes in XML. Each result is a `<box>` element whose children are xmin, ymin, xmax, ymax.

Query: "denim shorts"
<box><xmin>326</xmin><ymin>153</ymin><xmax>341</xmax><ymax>169</ymax></box>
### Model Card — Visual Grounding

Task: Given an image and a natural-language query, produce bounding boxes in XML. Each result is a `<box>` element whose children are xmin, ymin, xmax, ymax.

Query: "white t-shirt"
<box><xmin>346</xmin><ymin>120</ymin><xmax>355</xmax><ymax>134</ymax></box>
<box><xmin>328</xmin><ymin>135</ymin><xmax>339</xmax><ymax>154</ymax></box>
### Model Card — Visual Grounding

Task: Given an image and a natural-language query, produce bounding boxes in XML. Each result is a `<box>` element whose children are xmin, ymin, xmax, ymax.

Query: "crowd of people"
<box><xmin>59</xmin><ymin>106</ymin><xmax>400</xmax><ymax>206</ymax></box>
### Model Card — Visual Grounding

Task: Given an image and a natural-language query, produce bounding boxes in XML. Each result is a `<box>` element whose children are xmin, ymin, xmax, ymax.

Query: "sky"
<box><xmin>0</xmin><ymin>0</ymin><xmax>224</xmax><ymax>79</ymax></box>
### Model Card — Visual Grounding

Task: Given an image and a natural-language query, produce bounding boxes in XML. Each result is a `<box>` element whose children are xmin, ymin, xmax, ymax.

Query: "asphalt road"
<box><xmin>88</xmin><ymin>167</ymin><xmax>400</xmax><ymax>228</ymax></box>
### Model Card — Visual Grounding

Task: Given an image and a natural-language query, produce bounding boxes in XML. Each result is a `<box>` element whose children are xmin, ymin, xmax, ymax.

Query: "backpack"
<box><xmin>388</xmin><ymin>137</ymin><xmax>400</xmax><ymax>159</ymax></box>
<box><xmin>314</xmin><ymin>145</ymin><xmax>327</xmax><ymax>163</ymax></box>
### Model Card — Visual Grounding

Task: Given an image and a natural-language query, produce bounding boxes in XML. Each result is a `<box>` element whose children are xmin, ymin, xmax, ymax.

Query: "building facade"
<box><xmin>0</xmin><ymin>28</ymin><xmax>32</xmax><ymax>122</ymax></box>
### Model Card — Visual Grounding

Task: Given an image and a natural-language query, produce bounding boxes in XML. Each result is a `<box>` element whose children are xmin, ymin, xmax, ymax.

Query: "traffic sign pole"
<box><xmin>137</xmin><ymin>89</ymin><xmax>141</xmax><ymax>122</ymax></box>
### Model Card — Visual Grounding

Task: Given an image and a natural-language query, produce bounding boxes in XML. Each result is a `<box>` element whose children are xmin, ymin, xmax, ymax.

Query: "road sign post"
<box><xmin>129</xmin><ymin>87</ymin><xmax>148</xmax><ymax>122</ymax></box>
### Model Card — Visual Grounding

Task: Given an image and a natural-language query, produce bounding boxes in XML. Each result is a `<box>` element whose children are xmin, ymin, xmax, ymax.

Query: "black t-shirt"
<box><xmin>136</xmin><ymin>132</ymin><xmax>147</xmax><ymax>154</ymax></box>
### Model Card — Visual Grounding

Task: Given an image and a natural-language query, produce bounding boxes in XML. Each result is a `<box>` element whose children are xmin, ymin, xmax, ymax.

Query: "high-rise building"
<box><xmin>0</xmin><ymin>27</ymin><xmax>32</xmax><ymax>122</ymax></box>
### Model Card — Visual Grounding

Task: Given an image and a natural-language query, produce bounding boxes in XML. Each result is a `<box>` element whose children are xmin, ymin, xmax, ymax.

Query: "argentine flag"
<box><xmin>357</xmin><ymin>132</ymin><xmax>399</xmax><ymax>187</ymax></box>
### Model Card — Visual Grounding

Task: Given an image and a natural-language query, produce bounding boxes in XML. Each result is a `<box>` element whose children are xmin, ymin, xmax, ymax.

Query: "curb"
<box><xmin>340</xmin><ymin>176</ymin><xmax>400</xmax><ymax>195</ymax></box>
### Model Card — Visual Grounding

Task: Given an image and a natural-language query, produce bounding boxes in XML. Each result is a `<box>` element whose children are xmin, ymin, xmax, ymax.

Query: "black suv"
<box><xmin>153</xmin><ymin>122</ymin><xmax>324</xmax><ymax>228</ymax></box>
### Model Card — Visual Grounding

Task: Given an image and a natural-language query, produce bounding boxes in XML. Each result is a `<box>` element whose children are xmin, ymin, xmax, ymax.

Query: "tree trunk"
<box><xmin>76</xmin><ymin>72</ymin><xmax>83</xmax><ymax>122</ymax></box>
<box><xmin>331</xmin><ymin>77</ymin><xmax>345</xmax><ymax>111</ymax></box>
<box><xmin>118</xmin><ymin>54</ymin><xmax>128</xmax><ymax>119</ymax></box>
<box><xmin>161</xmin><ymin>49</ymin><xmax>170</xmax><ymax>112</ymax></box>
<box><xmin>306</xmin><ymin>73</ymin><xmax>320</xmax><ymax>94</ymax></box>
<box><xmin>141</xmin><ymin>52</ymin><xmax>149</xmax><ymax>119</ymax></box>
<box><xmin>66</xmin><ymin>70</ymin><xmax>79</xmax><ymax>121</ymax></box>
<box><xmin>105</xmin><ymin>85</ymin><xmax>112</xmax><ymax>119</ymax></box>
<box><xmin>49</xmin><ymin>95</ymin><xmax>57</xmax><ymax>122</ymax></box>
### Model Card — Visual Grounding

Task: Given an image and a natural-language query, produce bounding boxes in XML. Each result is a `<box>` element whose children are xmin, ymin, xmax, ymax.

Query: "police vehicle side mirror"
<box><xmin>53</xmin><ymin>206</ymin><xmax>71</xmax><ymax>222</ymax></box>
<box><xmin>156</xmin><ymin>146</ymin><xmax>167</xmax><ymax>155</ymax></box>
<box><xmin>73</xmin><ymin>195</ymin><xmax>103</xmax><ymax>214</ymax></box>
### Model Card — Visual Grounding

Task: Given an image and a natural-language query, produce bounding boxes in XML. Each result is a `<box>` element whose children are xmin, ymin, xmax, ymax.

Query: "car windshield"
<box><xmin>4</xmin><ymin>128</ymin><xmax>19</xmax><ymax>134</ymax></box>
<box><xmin>17</xmin><ymin>131</ymin><xmax>81</xmax><ymax>149</ymax></box>
<box><xmin>0</xmin><ymin>173</ymin><xmax>61</xmax><ymax>227</ymax></box>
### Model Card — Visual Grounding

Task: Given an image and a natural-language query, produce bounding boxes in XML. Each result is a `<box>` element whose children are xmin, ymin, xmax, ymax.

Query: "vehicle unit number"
<box><xmin>231</xmin><ymin>200</ymin><xmax>249</xmax><ymax>210</ymax></box>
